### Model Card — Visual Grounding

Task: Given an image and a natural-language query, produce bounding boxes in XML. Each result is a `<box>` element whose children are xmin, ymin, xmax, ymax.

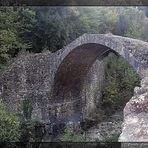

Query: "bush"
<box><xmin>0</xmin><ymin>101</ymin><xmax>21</xmax><ymax>142</ymax></box>
<box><xmin>61</xmin><ymin>125</ymin><xmax>86</xmax><ymax>142</ymax></box>
<box><xmin>102</xmin><ymin>53</ymin><xmax>140</xmax><ymax>113</ymax></box>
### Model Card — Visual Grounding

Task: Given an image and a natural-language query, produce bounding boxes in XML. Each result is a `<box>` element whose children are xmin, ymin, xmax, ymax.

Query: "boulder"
<box><xmin>119</xmin><ymin>77</ymin><xmax>148</xmax><ymax>142</ymax></box>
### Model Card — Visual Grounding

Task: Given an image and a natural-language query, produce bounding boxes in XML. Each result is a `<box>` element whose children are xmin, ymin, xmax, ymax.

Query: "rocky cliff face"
<box><xmin>119</xmin><ymin>77</ymin><xmax>148</xmax><ymax>142</ymax></box>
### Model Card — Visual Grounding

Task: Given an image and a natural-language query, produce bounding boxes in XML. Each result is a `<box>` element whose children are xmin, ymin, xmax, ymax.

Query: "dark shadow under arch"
<box><xmin>52</xmin><ymin>43</ymin><xmax>119</xmax><ymax>104</ymax></box>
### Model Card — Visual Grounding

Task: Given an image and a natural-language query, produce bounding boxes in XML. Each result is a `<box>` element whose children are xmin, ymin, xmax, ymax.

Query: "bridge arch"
<box><xmin>51</xmin><ymin>34</ymin><xmax>147</xmax><ymax>123</ymax></box>
<box><xmin>53</xmin><ymin>34</ymin><xmax>143</xmax><ymax>75</ymax></box>
<box><xmin>52</xmin><ymin>43</ymin><xmax>119</xmax><ymax>103</ymax></box>
<box><xmin>0</xmin><ymin>34</ymin><xmax>147</xmax><ymax>126</ymax></box>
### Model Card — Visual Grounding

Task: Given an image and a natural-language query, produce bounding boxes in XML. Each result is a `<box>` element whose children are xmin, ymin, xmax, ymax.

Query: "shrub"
<box><xmin>61</xmin><ymin>125</ymin><xmax>86</xmax><ymax>142</ymax></box>
<box><xmin>102</xmin><ymin>53</ymin><xmax>140</xmax><ymax>113</ymax></box>
<box><xmin>0</xmin><ymin>101</ymin><xmax>21</xmax><ymax>142</ymax></box>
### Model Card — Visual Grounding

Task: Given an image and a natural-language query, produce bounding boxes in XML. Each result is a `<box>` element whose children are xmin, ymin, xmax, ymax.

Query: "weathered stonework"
<box><xmin>81</xmin><ymin>59</ymin><xmax>105</xmax><ymax>118</ymax></box>
<box><xmin>53</xmin><ymin>34</ymin><xmax>148</xmax><ymax>77</ymax></box>
<box><xmin>119</xmin><ymin>77</ymin><xmax>148</xmax><ymax>142</ymax></box>
<box><xmin>0</xmin><ymin>34</ymin><xmax>148</xmax><ymax>125</ymax></box>
<box><xmin>0</xmin><ymin>52</ymin><xmax>54</xmax><ymax>122</ymax></box>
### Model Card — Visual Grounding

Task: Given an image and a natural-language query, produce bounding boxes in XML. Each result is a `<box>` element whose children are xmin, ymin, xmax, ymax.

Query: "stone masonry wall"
<box><xmin>0</xmin><ymin>51</ymin><xmax>106</xmax><ymax>123</ymax></box>
<box><xmin>0</xmin><ymin>52</ymin><xmax>54</xmax><ymax>122</ymax></box>
<box><xmin>81</xmin><ymin>59</ymin><xmax>105</xmax><ymax>119</ymax></box>
<box><xmin>0</xmin><ymin>34</ymin><xmax>148</xmax><ymax>123</ymax></box>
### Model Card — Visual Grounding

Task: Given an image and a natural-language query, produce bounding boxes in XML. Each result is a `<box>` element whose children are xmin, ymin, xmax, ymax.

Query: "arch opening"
<box><xmin>52</xmin><ymin>43</ymin><xmax>117</xmax><ymax>102</ymax></box>
<box><xmin>51</xmin><ymin>43</ymin><xmax>120</xmax><ymax>123</ymax></box>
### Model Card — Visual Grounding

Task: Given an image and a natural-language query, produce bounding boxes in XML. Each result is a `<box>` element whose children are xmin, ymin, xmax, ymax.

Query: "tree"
<box><xmin>116</xmin><ymin>15</ymin><xmax>128</xmax><ymax>36</ymax></box>
<box><xmin>61</xmin><ymin>125</ymin><xmax>86</xmax><ymax>142</ymax></box>
<box><xmin>102</xmin><ymin>53</ymin><xmax>140</xmax><ymax>113</ymax></box>
<box><xmin>0</xmin><ymin>7</ymin><xmax>36</xmax><ymax>70</ymax></box>
<box><xmin>31</xmin><ymin>7</ymin><xmax>84</xmax><ymax>53</ymax></box>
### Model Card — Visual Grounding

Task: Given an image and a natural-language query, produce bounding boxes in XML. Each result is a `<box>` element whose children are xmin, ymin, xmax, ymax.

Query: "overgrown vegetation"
<box><xmin>0</xmin><ymin>7</ymin><xmax>148</xmax><ymax>70</ymax></box>
<box><xmin>18</xmin><ymin>98</ymin><xmax>44</xmax><ymax>142</ymax></box>
<box><xmin>0</xmin><ymin>7</ymin><xmax>36</xmax><ymax>70</ymax></box>
<box><xmin>0</xmin><ymin>101</ymin><xmax>21</xmax><ymax>142</ymax></box>
<box><xmin>0</xmin><ymin>98</ymin><xmax>40</xmax><ymax>142</ymax></box>
<box><xmin>0</xmin><ymin>6</ymin><xmax>146</xmax><ymax>142</ymax></box>
<box><xmin>61</xmin><ymin>125</ymin><xmax>86</xmax><ymax>142</ymax></box>
<box><xmin>102</xmin><ymin>53</ymin><xmax>141</xmax><ymax>114</ymax></box>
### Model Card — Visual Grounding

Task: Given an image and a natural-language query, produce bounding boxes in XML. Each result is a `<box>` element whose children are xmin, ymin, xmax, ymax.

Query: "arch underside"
<box><xmin>52</xmin><ymin>44</ymin><xmax>118</xmax><ymax>101</ymax></box>
<box><xmin>51</xmin><ymin>43</ymin><xmax>120</xmax><ymax>123</ymax></box>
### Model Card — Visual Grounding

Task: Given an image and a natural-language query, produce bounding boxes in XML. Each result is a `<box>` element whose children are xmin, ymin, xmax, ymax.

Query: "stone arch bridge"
<box><xmin>0</xmin><ymin>34</ymin><xmax>148</xmax><ymax>127</ymax></box>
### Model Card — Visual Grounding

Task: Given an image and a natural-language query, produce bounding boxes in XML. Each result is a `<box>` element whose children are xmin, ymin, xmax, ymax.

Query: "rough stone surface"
<box><xmin>0</xmin><ymin>34</ymin><xmax>148</xmax><ymax>123</ymax></box>
<box><xmin>119</xmin><ymin>77</ymin><xmax>148</xmax><ymax>142</ymax></box>
<box><xmin>81</xmin><ymin>59</ymin><xmax>105</xmax><ymax>118</ymax></box>
<box><xmin>53</xmin><ymin>34</ymin><xmax>148</xmax><ymax>77</ymax></box>
<box><xmin>86</xmin><ymin>111</ymin><xmax>123</xmax><ymax>142</ymax></box>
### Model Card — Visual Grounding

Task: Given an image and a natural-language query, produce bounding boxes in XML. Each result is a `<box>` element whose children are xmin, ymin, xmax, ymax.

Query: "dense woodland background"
<box><xmin>0</xmin><ymin>7</ymin><xmax>148</xmax><ymax>70</ymax></box>
<box><xmin>0</xmin><ymin>7</ymin><xmax>146</xmax><ymax>142</ymax></box>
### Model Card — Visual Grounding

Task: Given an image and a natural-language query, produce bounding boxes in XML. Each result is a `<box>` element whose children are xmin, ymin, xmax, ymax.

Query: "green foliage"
<box><xmin>0</xmin><ymin>6</ymin><xmax>146</xmax><ymax>142</ymax></box>
<box><xmin>31</xmin><ymin>7</ymin><xmax>86</xmax><ymax>52</ymax></box>
<box><xmin>0</xmin><ymin>101</ymin><xmax>21</xmax><ymax>142</ymax></box>
<box><xmin>102</xmin><ymin>53</ymin><xmax>140</xmax><ymax>112</ymax></box>
<box><xmin>0</xmin><ymin>6</ymin><xmax>148</xmax><ymax>67</ymax></box>
<box><xmin>21</xmin><ymin>98</ymin><xmax>33</xmax><ymax>121</ymax></box>
<box><xmin>31</xmin><ymin>6</ymin><xmax>148</xmax><ymax>53</ymax></box>
<box><xmin>0</xmin><ymin>7</ymin><xmax>36</xmax><ymax>70</ymax></box>
<box><xmin>105</xmin><ymin>133</ymin><xmax>120</xmax><ymax>142</ymax></box>
<box><xmin>78</xmin><ymin>7</ymin><xmax>148</xmax><ymax>40</ymax></box>
<box><xmin>18</xmin><ymin>98</ymin><xmax>33</xmax><ymax>142</ymax></box>
<box><xmin>19</xmin><ymin>119</ymin><xmax>43</xmax><ymax>142</ymax></box>
<box><xmin>122</xmin><ymin>7</ymin><xmax>146</xmax><ymax>40</ymax></box>
<box><xmin>102</xmin><ymin>82</ymin><xmax>119</xmax><ymax>106</ymax></box>
<box><xmin>18</xmin><ymin>98</ymin><xmax>44</xmax><ymax>142</ymax></box>
<box><xmin>61</xmin><ymin>125</ymin><xmax>86</xmax><ymax>142</ymax></box>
